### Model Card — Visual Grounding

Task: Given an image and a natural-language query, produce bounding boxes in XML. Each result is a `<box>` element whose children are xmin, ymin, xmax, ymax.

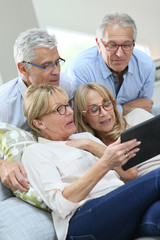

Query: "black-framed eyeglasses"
<box><xmin>40</xmin><ymin>99</ymin><xmax>73</xmax><ymax>118</ymax></box>
<box><xmin>101</xmin><ymin>40</ymin><xmax>135</xmax><ymax>52</ymax></box>
<box><xmin>23</xmin><ymin>57</ymin><xmax>65</xmax><ymax>72</ymax></box>
<box><xmin>82</xmin><ymin>100</ymin><xmax>115</xmax><ymax>117</ymax></box>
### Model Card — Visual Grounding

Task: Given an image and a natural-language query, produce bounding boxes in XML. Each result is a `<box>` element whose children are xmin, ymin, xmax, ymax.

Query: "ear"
<box><xmin>17</xmin><ymin>62</ymin><xmax>29</xmax><ymax>78</ymax></box>
<box><xmin>33</xmin><ymin>119</ymin><xmax>46</xmax><ymax>130</ymax></box>
<box><xmin>96</xmin><ymin>38</ymin><xmax>102</xmax><ymax>54</ymax></box>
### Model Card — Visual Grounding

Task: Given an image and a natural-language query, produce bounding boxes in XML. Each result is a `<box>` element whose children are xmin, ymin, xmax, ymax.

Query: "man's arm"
<box><xmin>122</xmin><ymin>98</ymin><xmax>153</xmax><ymax>115</ymax></box>
<box><xmin>0</xmin><ymin>159</ymin><xmax>29</xmax><ymax>192</ymax></box>
<box><xmin>0</xmin><ymin>77</ymin><xmax>30</xmax><ymax>192</ymax></box>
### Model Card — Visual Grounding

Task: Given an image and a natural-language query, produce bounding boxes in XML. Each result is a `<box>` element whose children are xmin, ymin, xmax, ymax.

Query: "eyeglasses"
<box><xmin>82</xmin><ymin>100</ymin><xmax>115</xmax><ymax>117</ymax></box>
<box><xmin>101</xmin><ymin>40</ymin><xmax>135</xmax><ymax>52</ymax></box>
<box><xmin>52</xmin><ymin>103</ymin><xmax>71</xmax><ymax>115</ymax></box>
<box><xmin>23</xmin><ymin>57</ymin><xmax>65</xmax><ymax>72</ymax></box>
<box><xmin>41</xmin><ymin>99</ymin><xmax>73</xmax><ymax>118</ymax></box>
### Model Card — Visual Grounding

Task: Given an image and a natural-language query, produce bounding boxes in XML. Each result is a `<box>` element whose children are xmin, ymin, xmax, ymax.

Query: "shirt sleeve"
<box><xmin>60</xmin><ymin>72</ymin><xmax>76</xmax><ymax>99</ymax></box>
<box><xmin>66</xmin><ymin>63</ymin><xmax>92</xmax><ymax>89</ymax></box>
<box><xmin>138</xmin><ymin>60</ymin><xmax>156</xmax><ymax>98</ymax></box>
<box><xmin>22</xmin><ymin>144</ymin><xmax>79</xmax><ymax>218</ymax></box>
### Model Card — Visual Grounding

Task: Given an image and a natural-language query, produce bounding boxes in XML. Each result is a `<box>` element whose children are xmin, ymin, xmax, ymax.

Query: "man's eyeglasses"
<box><xmin>101</xmin><ymin>40</ymin><xmax>135</xmax><ymax>52</ymax></box>
<box><xmin>23</xmin><ymin>57</ymin><xmax>65</xmax><ymax>72</ymax></box>
<box><xmin>82</xmin><ymin>100</ymin><xmax>115</xmax><ymax>117</ymax></box>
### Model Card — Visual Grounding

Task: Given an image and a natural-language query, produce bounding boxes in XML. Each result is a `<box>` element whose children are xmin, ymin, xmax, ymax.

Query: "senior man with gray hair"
<box><xmin>66</xmin><ymin>12</ymin><xmax>157</xmax><ymax>115</ymax></box>
<box><xmin>0</xmin><ymin>28</ymin><xmax>75</xmax><ymax>193</ymax></box>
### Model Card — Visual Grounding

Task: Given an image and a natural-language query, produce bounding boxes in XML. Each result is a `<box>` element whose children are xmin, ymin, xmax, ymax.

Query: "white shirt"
<box><xmin>22</xmin><ymin>132</ymin><xmax>124</xmax><ymax>240</ymax></box>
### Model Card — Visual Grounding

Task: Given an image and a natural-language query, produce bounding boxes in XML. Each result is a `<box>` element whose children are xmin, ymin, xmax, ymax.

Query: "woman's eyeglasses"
<box><xmin>82</xmin><ymin>100</ymin><xmax>115</xmax><ymax>117</ymax></box>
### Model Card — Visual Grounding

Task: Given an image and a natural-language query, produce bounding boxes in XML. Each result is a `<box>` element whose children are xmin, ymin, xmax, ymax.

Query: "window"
<box><xmin>47</xmin><ymin>27</ymin><xmax>95</xmax><ymax>71</ymax></box>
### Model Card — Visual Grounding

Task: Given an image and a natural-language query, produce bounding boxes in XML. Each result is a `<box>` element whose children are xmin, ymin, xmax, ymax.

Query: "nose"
<box><xmin>115</xmin><ymin>46</ymin><xmax>124</xmax><ymax>57</ymax></box>
<box><xmin>99</xmin><ymin>106</ymin><xmax>109</xmax><ymax>117</ymax></box>
<box><xmin>66</xmin><ymin>106</ymin><xmax>73</xmax><ymax>115</ymax></box>
<box><xmin>50</xmin><ymin>65</ymin><xmax>60</xmax><ymax>75</ymax></box>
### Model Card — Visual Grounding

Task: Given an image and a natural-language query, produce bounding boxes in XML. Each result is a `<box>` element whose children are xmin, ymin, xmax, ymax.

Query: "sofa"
<box><xmin>1</xmin><ymin>180</ymin><xmax>160</xmax><ymax>240</ymax></box>
<box><xmin>0</xmin><ymin>122</ymin><xmax>160</xmax><ymax>240</ymax></box>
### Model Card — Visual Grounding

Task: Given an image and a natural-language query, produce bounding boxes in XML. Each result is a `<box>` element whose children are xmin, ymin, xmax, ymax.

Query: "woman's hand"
<box><xmin>100</xmin><ymin>138</ymin><xmax>141</xmax><ymax>170</ymax></box>
<box><xmin>66</xmin><ymin>138</ymin><xmax>90</xmax><ymax>150</ymax></box>
<box><xmin>66</xmin><ymin>139</ymin><xmax>106</xmax><ymax>158</ymax></box>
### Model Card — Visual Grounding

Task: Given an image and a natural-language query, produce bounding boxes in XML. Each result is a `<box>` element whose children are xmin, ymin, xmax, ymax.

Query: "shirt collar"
<box><xmin>18</xmin><ymin>77</ymin><xmax>27</xmax><ymax>98</ymax></box>
<box><xmin>38</xmin><ymin>137</ymin><xmax>51</xmax><ymax>144</ymax></box>
<box><xmin>98</xmin><ymin>53</ymin><xmax>112</xmax><ymax>79</ymax></box>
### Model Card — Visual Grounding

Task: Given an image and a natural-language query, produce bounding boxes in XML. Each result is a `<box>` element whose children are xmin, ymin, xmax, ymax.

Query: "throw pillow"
<box><xmin>0</xmin><ymin>122</ymin><xmax>50</xmax><ymax>212</ymax></box>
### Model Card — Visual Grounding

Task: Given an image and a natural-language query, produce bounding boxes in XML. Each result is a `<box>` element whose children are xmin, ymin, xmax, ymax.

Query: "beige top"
<box><xmin>124</xmin><ymin>108</ymin><xmax>160</xmax><ymax>176</ymax></box>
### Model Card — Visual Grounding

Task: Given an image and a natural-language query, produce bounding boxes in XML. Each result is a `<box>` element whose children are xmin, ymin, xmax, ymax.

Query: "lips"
<box><xmin>49</xmin><ymin>79</ymin><xmax>59</xmax><ymax>84</ymax></box>
<box><xmin>66</xmin><ymin>119</ymin><xmax>74</xmax><ymax>126</ymax></box>
<box><xmin>100</xmin><ymin>118</ymin><xmax>111</xmax><ymax>125</ymax></box>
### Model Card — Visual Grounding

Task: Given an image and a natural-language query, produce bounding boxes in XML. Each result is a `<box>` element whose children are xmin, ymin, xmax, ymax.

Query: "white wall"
<box><xmin>0</xmin><ymin>0</ymin><xmax>38</xmax><ymax>84</ymax></box>
<box><xmin>0</xmin><ymin>0</ymin><xmax>160</xmax><ymax>84</ymax></box>
<box><xmin>32</xmin><ymin>0</ymin><xmax>160</xmax><ymax>60</ymax></box>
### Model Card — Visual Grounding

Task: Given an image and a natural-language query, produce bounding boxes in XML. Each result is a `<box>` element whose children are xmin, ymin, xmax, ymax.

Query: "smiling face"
<box><xmin>97</xmin><ymin>25</ymin><xmax>134</xmax><ymax>74</ymax></box>
<box><xmin>22</xmin><ymin>47</ymin><xmax>61</xmax><ymax>87</ymax></box>
<box><xmin>84</xmin><ymin>89</ymin><xmax>116</xmax><ymax>137</ymax></box>
<box><xmin>37</xmin><ymin>93</ymin><xmax>76</xmax><ymax>141</ymax></box>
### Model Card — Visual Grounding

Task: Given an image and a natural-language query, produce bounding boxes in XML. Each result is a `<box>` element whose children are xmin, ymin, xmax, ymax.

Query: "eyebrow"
<box><xmin>40</xmin><ymin>56</ymin><xmax>60</xmax><ymax>66</ymax></box>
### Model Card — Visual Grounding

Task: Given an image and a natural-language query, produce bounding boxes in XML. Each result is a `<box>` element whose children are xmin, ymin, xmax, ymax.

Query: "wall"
<box><xmin>0</xmin><ymin>0</ymin><xmax>160</xmax><ymax>84</ymax></box>
<box><xmin>0</xmin><ymin>0</ymin><xmax>38</xmax><ymax>84</ymax></box>
<box><xmin>32</xmin><ymin>0</ymin><xmax>160</xmax><ymax>60</ymax></box>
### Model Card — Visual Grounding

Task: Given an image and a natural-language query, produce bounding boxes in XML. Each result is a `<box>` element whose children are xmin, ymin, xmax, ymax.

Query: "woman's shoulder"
<box><xmin>70</xmin><ymin>132</ymin><xmax>104</xmax><ymax>145</ymax></box>
<box><xmin>124</xmin><ymin>108</ymin><xmax>154</xmax><ymax>126</ymax></box>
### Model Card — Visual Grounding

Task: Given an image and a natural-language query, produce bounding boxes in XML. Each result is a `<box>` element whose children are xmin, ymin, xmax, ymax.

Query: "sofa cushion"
<box><xmin>0</xmin><ymin>180</ymin><xmax>13</xmax><ymax>201</ymax></box>
<box><xmin>0</xmin><ymin>122</ymin><xmax>49</xmax><ymax>211</ymax></box>
<box><xmin>0</xmin><ymin>197</ymin><xmax>57</xmax><ymax>240</ymax></box>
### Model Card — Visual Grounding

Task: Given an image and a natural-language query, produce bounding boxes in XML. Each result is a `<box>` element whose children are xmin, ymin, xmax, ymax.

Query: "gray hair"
<box><xmin>14</xmin><ymin>28</ymin><xmax>57</xmax><ymax>77</ymax></box>
<box><xmin>96</xmin><ymin>13</ymin><xmax>137</xmax><ymax>42</ymax></box>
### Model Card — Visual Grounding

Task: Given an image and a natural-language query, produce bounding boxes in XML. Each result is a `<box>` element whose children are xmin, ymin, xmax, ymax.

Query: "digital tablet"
<box><xmin>121</xmin><ymin>114</ymin><xmax>160</xmax><ymax>170</ymax></box>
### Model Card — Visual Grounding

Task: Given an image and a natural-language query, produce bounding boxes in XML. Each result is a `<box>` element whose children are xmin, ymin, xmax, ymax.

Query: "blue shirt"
<box><xmin>0</xmin><ymin>72</ymin><xmax>75</xmax><ymax>132</ymax></box>
<box><xmin>66</xmin><ymin>46</ymin><xmax>156</xmax><ymax>114</ymax></box>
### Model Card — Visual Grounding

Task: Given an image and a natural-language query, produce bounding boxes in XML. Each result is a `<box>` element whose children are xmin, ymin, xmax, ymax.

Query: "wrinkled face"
<box><xmin>84</xmin><ymin>89</ymin><xmax>116</xmax><ymax>134</ymax></box>
<box><xmin>39</xmin><ymin>93</ymin><xmax>76</xmax><ymax>141</ymax></box>
<box><xmin>97</xmin><ymin>25</ymin><xmax>134</xmax><ymax>74</ymax></box>
<box><xmin>24</xmin><ymin>47</ymin><xmax>61</xmax><ymax>86</ymax></box>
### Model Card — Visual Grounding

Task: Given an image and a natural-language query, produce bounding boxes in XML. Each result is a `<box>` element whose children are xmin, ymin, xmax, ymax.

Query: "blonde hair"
<box><xmin>74</xmin><ymin>82</ymin><xmax>127</xmax><ymax>142</ymax></box>
<box><xmin>24</xmin><ymin>83</ymin><xmax>68</xmax><ymax>133</ymax></box>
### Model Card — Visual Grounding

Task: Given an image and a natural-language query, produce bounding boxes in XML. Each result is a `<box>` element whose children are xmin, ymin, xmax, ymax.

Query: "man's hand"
<box><xmin>122</xmin><ymin>98</ymin><xmax>153</xmax><ymax>115</ymax></box>
<box><xmin>0</xmin><ymin>160</ymin><xmax>29</xmax><ymax>192</ymax></box>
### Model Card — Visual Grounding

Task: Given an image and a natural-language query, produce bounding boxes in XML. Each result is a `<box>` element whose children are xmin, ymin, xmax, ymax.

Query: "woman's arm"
<box><xmin>114</xmin><ymin>166</ymin><xmax>138</xmax><ymax>181</ymax></box>
<box><xmin>63</xmin><ymin>139</ymin><xmax>140</xmax><ymax>202</ymax></box>
<box><xmin>66</xmin><ymin>138</ymin><xmax>138</xmax><ymax>181</ymax></box>
<box><xmin>66</xmin><ymin>138</ymin><xmax>106</xmax><ymax>157</ymax></box>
